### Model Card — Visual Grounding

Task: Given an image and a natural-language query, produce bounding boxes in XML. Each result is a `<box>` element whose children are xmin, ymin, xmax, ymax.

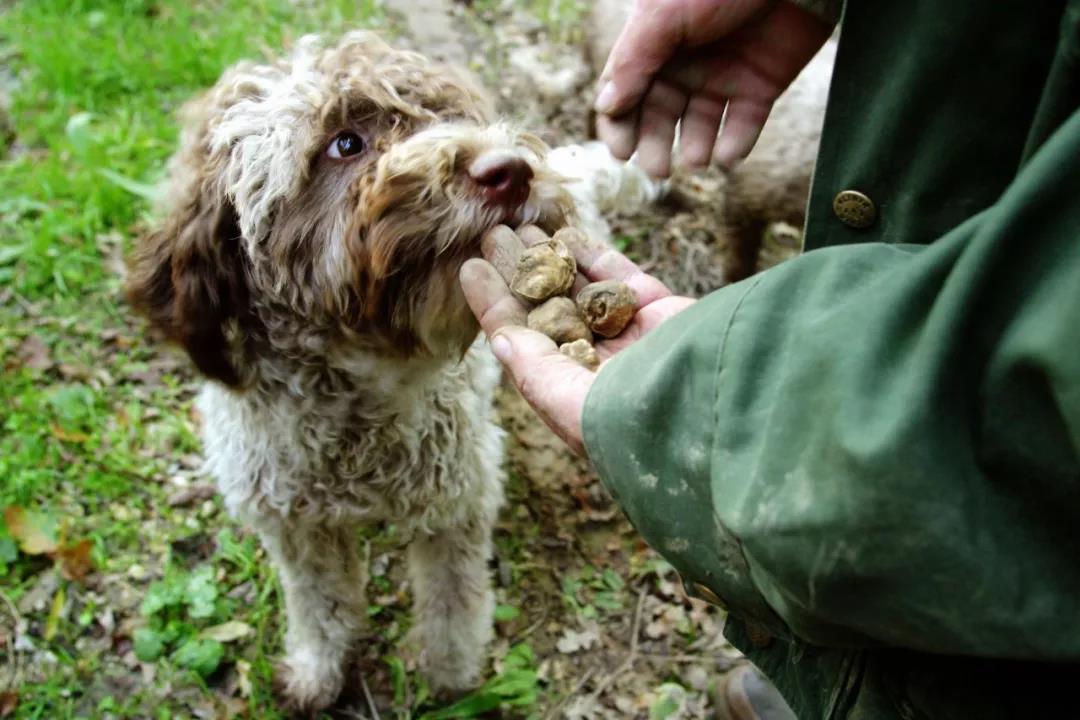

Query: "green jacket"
<box><xmin>583</xmin><ymin>1</ymin><xmax>1080</xmax><ymax>717</ymax></box>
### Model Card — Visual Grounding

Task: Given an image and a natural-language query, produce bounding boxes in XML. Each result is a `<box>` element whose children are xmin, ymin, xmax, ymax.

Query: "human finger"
<box><xmin>596</xmin><ymin>112</ymin><xmax>639</xmax><ymax>161</ymax></box>
<box><xmin>634</xmin><ymin>79</ymin><xmax>688</xmax><ymax>178</ymax></box>
<box><xmin>481</xmin><ymin>225</ymin><xmax>526</xmax><ymax>284</ymax></box>
<box><xmin>594</xmin><ymin>2</ymin><xmax>682</xmax><ymax>116</ymax></box>
<box><xmin>489</xmin><ymin>325</ymin><xmax>594</xmax><ymax>455</ymax></box>
<box><xmin>712</xmin><ymin>95</ymin><xmax>771</xmax><ymax>168</ymax></box>
<box><xmin>460</xmin><ymin>258</ymin><xmax>528</xmax><ymax>331</ymax></box>
<box><xmin>557</xmin><ymin>232</ymin><xmax>672</xmax><ymax>308</ymax></box>
<box><xmin>677</xmin><ymin>90</ymin><xmax>728</xmax><ymax>169</ymax></box>
<box><xmin>517</xmin><ymin>225</ymin><xmax>551</xmax><ymax>247</ymax></box>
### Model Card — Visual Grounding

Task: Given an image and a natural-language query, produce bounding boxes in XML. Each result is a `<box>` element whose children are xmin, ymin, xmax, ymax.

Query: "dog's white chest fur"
<box><xmin>197</xmin><ymin>340</ymin><xmax>504</xmax><ymax>531</ymax></box>
<box><xmin>196</xmin><ymin>341</ymin><xmax>503</xmax><ymax>533</ymax></box>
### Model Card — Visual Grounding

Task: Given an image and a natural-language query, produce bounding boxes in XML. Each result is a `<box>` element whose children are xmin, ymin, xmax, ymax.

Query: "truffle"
<box><xmin>527</xmin><ymin>296</ymin><xmax>593</xmax><ymax>345</ymax></box>
<box><xmin>559</xmin><ymin>339</ymin><xmax>600</xmax><ymax>371</ymax></box>
<box><xmin>509</xmin><ymin>237</ymin><xmax>577</xmax><ymax>302</ymax></box>
<box><xmin>576</xmin><ymin>280</ymin><xmax>636</xmax><ymax>338</ymax></box>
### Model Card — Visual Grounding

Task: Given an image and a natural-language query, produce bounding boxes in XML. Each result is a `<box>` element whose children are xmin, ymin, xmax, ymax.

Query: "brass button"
<box><xmin>691</xmin><ymin>582</ymin><xmax>727</xmax><ymax>609</ymax></box>
<box><xmin>832</xmin><ymin>189</ymin><xmax>877</xmax><ymax>229</ymax></box>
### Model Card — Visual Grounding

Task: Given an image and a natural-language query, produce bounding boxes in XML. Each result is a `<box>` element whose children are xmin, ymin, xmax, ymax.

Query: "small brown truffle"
<box><xmin>560</xmin><ymin>339</ymin><xmax>600</xmax><ymax>371</ymax></box>
<box><xmin>576</xmin><ymin>280</ymin><xmax>636</xmax><ymax>338</ymax></box>
<box><xmin>527</xmin><ymin>297</ymin><xmax>593</xmax><ymax>345</ymax></box>
<box><xmin>510</xmin><ymin>237</ymin><xmax>576</xmax><ymax>302</ymax></box>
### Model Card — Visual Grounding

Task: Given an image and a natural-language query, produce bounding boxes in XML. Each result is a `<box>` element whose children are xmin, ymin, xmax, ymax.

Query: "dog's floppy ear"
<box><xmin>127</xmin><ymin>175</ymin><xmax>251</xmax><ymax>387</ymax></box>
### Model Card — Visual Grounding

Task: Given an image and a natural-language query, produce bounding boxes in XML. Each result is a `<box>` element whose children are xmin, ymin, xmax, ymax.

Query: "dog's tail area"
<box><xmin>545</xmin><ymin>141</ymin><xmax>664</xmax><ymax>243</ymax></box>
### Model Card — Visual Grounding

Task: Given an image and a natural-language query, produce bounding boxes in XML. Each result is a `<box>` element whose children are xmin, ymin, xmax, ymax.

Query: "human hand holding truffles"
<box><xmin>503</xmin><ymin>227</ymin><xmax>639</xmax><ymax>367</ymax></box>
<box><xmin>460</xmin><ymin>224</ymin><xmax>695</xmax><ymax>455</ymax></box>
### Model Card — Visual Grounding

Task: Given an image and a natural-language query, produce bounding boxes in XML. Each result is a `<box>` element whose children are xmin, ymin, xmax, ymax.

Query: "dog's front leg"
<box><xmin>256</xmin><ymin>516</ymin><xmax>367</xmax><ymax>714</ymax></box>
<box><xmin>407</xmin><ymin>515</ymin><xmax>496</xmax><ymax>695</ymax></box>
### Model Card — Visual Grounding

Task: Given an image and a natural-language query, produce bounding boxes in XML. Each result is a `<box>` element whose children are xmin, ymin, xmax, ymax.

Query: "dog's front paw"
<box><xmin>273</xmin><ymin>652</ymin><xmax>345</xmax><ymax>718</ymax></box>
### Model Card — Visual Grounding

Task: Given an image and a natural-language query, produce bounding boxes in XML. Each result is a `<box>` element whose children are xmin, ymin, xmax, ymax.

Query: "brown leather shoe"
<box><xmin>714</xmin><ymin>664</ymin><xmax>797</xmax><ymax>720</ymax></box>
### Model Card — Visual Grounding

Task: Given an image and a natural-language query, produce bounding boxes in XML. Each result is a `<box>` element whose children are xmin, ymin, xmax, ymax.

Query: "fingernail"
<box><xmin>459</xmin><ymin>257</ymin><xmax>480</xmax><ymax>280</ymax></box>
<box><xmin>594</xmin><ymin>82</ymin><xmax>617</xmax><ymax>114</ymax></box>
<box><xmin>491</xmin><ymin>334</ymin><xmax>512</xmax><ymax>363</ymax></box>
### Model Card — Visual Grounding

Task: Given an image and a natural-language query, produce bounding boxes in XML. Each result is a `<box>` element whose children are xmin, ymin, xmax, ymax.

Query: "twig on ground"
<box><xmin>360</xmin><ymin>673</ymin><xmax>381</xmax><ymax>720</ymax></box>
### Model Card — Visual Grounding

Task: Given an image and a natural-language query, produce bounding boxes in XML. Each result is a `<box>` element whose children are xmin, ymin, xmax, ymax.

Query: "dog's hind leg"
<box><xmin>406</xmin><ymin>514</ymin><xmax>496</xmax><ymax>695</ymax></box>
<box><xmin>256</xmin><ymin>516</ymin><xmax>367</xmax><ymax>714</ymax></box>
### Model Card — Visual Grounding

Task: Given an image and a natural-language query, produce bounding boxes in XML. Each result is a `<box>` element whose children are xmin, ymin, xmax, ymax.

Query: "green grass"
<box><xmin>0</xmin><ymin>2</ymin><xmax>395</xmax><ymax>717</ymax></box>
<box><xmin>0</xmin><ymin>0</ymin><xmax>387</xmax><ymax>301</ymax></box>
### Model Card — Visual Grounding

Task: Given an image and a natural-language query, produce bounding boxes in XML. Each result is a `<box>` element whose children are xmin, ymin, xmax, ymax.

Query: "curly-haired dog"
<box><xmin>127</xmin><ymin>32</ymin><xmax>654</xmax><ymax>713</ymax></box>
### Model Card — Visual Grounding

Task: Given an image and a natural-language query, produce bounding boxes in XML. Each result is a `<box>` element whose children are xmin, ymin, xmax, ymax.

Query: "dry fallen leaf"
<box><xmin>3</xmin><ymin>506</ymin><xmax>58</xmax><ymax>555</ymax></box>
<box><xmin>57</xmin><ymin>363</ymin><xmax>90</xmax><ymax>381</ymax></box>
<box><xmin>200</xmin><ymin>620</ymin><xmax>253</xmax><ymax>643</ymax></box>
<box><xmin>0</xmin><ymin>692</ymin><xmax>17</xmax><ymax>718</ymax></box>
<box><xmin>167</xmin><ymin>484</ymin><xmax>216</xmax><ymax>508</ymax></box>
<box><xmin>14</xmin><ymin>335</ymin><xmax>52</xmax><ymax>372</ymax></box>
<box><xmin>235</xmin><ymin>659</ymin><xmax>254</xmax><ymax>698</ymax></box>
<box><xmin>645</xmin><ymin>603</ymin><xmax>687</xmax><ymax>640</ymax></box>
<box><xmin>55</xmin><ymin>538</ymin><xmax>94</xmax><ymax>582</ymax></box>
<box><xmin>555</xmin><ymin>626</ymin><xmax>599</xmax><ymax>654</ymax></box>
<box><xmin>3</xmin><ymin>507</ymin><xmax>95</xmax><ymax>581</ymax></box>
<box><xmin>49</xmin><ymin>423</ymin><xmax>90</xmax><ymax>443</ymax></box>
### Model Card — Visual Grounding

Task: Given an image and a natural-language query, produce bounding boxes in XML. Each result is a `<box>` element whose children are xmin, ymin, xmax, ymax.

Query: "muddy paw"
<box><xmin>273</xmin><ymin>656</ymin><xmax>344</xmax><ymax>718</ymax></box>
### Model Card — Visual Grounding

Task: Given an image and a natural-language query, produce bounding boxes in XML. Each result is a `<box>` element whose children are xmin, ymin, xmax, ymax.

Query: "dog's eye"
<box><xmin>326</xmin><ymin>131</ymin><xmax>366</xmax><ymax>160</ymax></box>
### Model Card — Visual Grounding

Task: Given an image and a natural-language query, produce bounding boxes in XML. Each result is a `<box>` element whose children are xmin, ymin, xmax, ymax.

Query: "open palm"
<box><xmin>460</xmin><ymin>225</ymin><xmax>695</xmax><ymax>455</ymax></box>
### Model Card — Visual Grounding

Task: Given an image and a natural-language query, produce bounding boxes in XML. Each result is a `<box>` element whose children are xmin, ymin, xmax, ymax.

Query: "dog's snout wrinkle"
<box><xmin>468</xmin><ymin>152</ymin><xmax>533</xmax><ymax>208</ymax></box>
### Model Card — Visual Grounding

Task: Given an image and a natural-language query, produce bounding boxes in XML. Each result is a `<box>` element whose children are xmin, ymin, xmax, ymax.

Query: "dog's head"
<box><xmin>127</xmin><ymin>32</ymin><xmax>574</xmax><ymax>386</ymax></box>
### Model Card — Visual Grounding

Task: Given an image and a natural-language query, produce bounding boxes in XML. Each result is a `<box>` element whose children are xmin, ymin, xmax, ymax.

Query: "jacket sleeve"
<box><xmin>582</xmin><ymin>109</ymin><xmax>1080</xmax><ymax>660</ymax></box>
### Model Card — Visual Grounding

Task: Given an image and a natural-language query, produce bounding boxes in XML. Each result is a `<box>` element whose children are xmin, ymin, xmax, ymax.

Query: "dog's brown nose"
<box><xmin>468</xmin><ymin>152</ymin><xmax>533</xmax><ymax>207</ymax></box>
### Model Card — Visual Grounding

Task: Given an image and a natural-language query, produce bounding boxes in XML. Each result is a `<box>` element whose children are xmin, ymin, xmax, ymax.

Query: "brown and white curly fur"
<box><xmin>126</xmin><ymin>31</ymin><xmax>655</xmax><ymax>714</ymax></box>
